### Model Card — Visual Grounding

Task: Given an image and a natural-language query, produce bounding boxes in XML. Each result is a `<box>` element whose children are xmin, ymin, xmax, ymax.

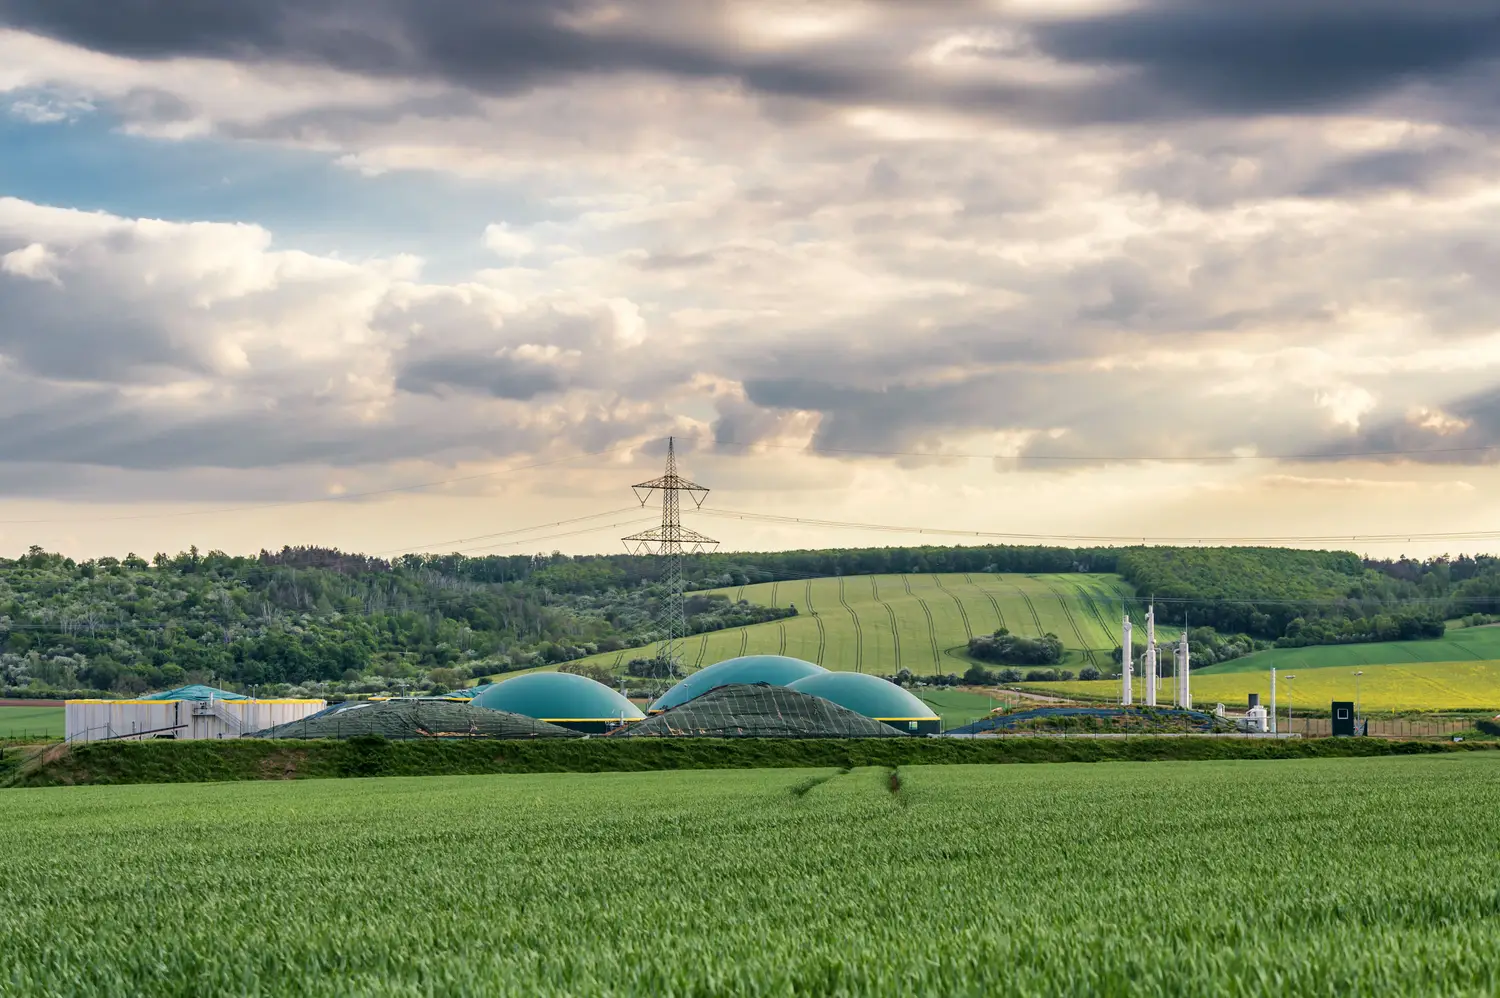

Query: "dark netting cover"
<box><xmin>615</xmin><ymin>683</ymin><xmax>907</xmax><ymax>738</ymax></box>
<box><xmin>247</xmin><ymin>699</ymin><xmax>582</xmax><ymax>740</ymax></box>
<box><xmin>945</xmin><ymin>706</ymin><xmax>1222</xmax><ymax>736</ymax></box>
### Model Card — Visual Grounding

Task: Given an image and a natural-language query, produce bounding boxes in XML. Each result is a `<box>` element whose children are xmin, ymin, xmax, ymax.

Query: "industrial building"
<box><xmin>470</xmin><ymin>672</ymin><xmax>644</xmax><ymax>732</ymax></box>
<box><xmin>65</xmin><ymin>685</ymin><xmax>324</xmax><ymax>742</ymax></box>
<box><xmin>785</xmin><ymin>672</ymin><xmax>941</xmax><ymax>734</ymax></box>
<box><xmin>649</xmin><ymin>654</ymin><xmax>827</xmax><ymax>713</ymax></box>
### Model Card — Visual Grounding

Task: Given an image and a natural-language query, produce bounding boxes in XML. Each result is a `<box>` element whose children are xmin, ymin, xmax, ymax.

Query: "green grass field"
<box><xmin>1203</xmin><ymin>626</ymin><xmax>1500</xmax><ymax>674</ymax></box>
<box><xmin>4</xmin><ymin>757</ymin><xmax>1499</xmax><ymax>995</ymax></box>
<box><xmin>574</xmin><ymin>573</ymin><xmax>1165</xmax><ymax>676</ymax></box>
<box><xmin>1024</xmin><ymin>659</ymin><xmax>1500</xmax><ymax>712</ymax></box>
<box><xmin>1023</xmin><ymin>626</ymin><xmax>1500</xmax><ymax>711</ymax></box>
<box><xmin>0</xmin><ymin>706</ymin><xmax>63</xmax><ymax>740</ymax></box>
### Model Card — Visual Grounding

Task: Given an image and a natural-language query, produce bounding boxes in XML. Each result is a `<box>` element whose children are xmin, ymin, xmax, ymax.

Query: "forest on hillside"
<box><xmin>3</xmin><ymin>541</ymin><xmax>1499</xmax><ymax>699</ymax></box>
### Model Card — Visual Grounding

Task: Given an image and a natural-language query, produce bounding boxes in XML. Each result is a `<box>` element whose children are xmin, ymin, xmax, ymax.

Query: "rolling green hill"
<box><xmin>570</xmin><ymin>573</ymin><xmax>1169</xmax><ymax>676</ymax></box>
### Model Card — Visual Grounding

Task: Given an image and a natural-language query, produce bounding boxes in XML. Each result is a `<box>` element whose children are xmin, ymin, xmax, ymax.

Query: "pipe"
<box><xmin>1121</xmin><ymin>615</ymin><xmax>1133</xmax><ymax>706</ymax></box>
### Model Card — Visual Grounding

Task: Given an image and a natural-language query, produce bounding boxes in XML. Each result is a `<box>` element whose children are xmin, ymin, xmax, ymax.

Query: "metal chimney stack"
<box><xmin>1144</xmin><ymin>604</ymin><xmax>1158</xmax><ymax>707</ymax></box>
<box><xmin>1121</xmin><ymin>614</ymin><xmax>1133</xmax><ymax>706</ymax></box>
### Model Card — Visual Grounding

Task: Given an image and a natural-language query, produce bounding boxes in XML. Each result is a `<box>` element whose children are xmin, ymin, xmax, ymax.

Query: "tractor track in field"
<box><xmin>694</xmin><ymin>633</ymin><xmax>710</xmax><ymax>668</ymax></box>
<box><xmin>872</xmin><ymin>576</ymin><xmax>903</xmax><ymax>672</ymax></box>
<box><xmin>771</xmin><ymin>581</ymin><xmax>780</xmax><ymax>607</ymax></box>
<box><xmin>1073</xmin><ymin>582</ymin><xmax>1115</xmax><ymax>638</ymax></box>
<box><xmin>777</xmin><ymin>621</ymin><xmax>787</xmax><ymax>655</ymax></box>
<box><xmin>837</xmin><ymin>576</ymin><xmax>864</xmax><ymax>673</ymax></box>
<box><xmin>932</xmin><ymin>575</ymin><xmax>976</xmax><ymax>639</ymax></box>
<box><xmin>1045</xmin><ymin>584</ymin><xmax>1096</xmax><ymax>665</ymax></box>
<box><xmin>900</xmin><ymin>575</ymin><xmax>943</xmax><ymax>671</ymax></box>
<box><xmin>805</xmin><ymin>579</ymin><xmax>828</xmax><ymax>664</ymax></box>
<box><xmin>1014</xmin><ymin>587</ymin><xmax>1046</xmax><ymax>636</ymax></box>
<box><xmin>738</xmin><ymin>629</ymin><xmax>749</xmax><ymax>658</ymax></box>
<box><xmin>915</xmin><ymin>597</ymin><xmax>942</xmax><ymax>671</ymax></box>
<box><xmin>963</xmin><ymin>573</ymin><xmax>975</xmax><ymax>584</ymax></box>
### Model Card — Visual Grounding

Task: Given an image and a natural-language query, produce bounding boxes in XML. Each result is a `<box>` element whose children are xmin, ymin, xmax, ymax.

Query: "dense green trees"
<box><xmin>10</xmin><ymin>539</ymin><xmax>1500</xmax><ymax>699</ymax></box>
<box><xmin>967</xmin><ymin>629</ymin><xmax>1065</xmax><ymax>666</ymax></box>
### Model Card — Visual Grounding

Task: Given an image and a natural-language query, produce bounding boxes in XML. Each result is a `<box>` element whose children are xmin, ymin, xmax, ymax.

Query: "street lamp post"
<box><xmin>1285</xmin><ymin>675</ymin><xmax>1296</xmax><ymax>736</ymax></box>
<box><xmin>1354</xmin><ymin>670</ymin><xmax>1363</xmax><ymax>720</ymax></box>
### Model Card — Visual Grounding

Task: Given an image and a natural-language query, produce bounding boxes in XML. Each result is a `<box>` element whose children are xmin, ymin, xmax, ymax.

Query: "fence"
<box><xmin>1279</xmin><ymin>716</ymin><xmax>1474</xmax><ymax>739</ymax></box>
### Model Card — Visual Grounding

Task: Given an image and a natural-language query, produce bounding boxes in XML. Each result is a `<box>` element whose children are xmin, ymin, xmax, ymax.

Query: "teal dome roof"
<box><xmin>471</xmin><ymin>672</ymin><xmax>643</xmax><ymax>722</ymax></box>
<box><xmin>786</xmin><ymin>672</ymin><xmax>939</xmax><ymax>721</ymax></box>
<box><xmin>651</xmin><ymin>655</ymin><xmax>826</xmax><ymax>712</ymax></box>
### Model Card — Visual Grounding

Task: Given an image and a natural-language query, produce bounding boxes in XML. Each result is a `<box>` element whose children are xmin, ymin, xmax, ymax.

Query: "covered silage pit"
<box><xmin>616</xmin><ymin>683</ymin><xmax>907</xmax><ymax>738</ymax></box>
<box><xmin>248</xmin><ymin>699</ymin><xmax>580</xmax><ymax>739</ymax></box>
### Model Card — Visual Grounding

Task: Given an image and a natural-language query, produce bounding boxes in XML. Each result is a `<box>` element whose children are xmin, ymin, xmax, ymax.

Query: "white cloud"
<box><xmin>482</xmin><ymin>223</ymin><xmax>535</xmax><ymax>259</ymax></box>
<box><xmin>1</xmin><ymin>243</ymin><xmax>62</xmax><ymax>285</ymax></box>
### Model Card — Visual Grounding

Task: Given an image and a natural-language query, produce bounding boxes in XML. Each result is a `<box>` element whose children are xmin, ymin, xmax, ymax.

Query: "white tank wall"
<box><xmin>66</xmin><ymin>699</ymin><xmax>324</xmax><ymax>742</ymax></box>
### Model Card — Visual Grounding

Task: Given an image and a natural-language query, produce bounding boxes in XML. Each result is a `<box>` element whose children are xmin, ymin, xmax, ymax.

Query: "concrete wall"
<box><xmin>65</xmin><ymin>699</ymin><xmax>325</xmax><ymax>742</ymax></box>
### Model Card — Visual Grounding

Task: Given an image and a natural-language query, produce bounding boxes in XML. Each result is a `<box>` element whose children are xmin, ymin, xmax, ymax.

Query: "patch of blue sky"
<box><xmin>0</xmin><ymin>103</ymin><xmax>560</xmax><ymax>279</ymax></box>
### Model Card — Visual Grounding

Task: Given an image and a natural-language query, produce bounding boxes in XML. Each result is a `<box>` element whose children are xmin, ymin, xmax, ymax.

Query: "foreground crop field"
<box><xmin>4</xmin><ymin>757</ymin><xmax>1500</xmax><ymax>996</ymax></box>
<box><xmin>0</xmin><ymin>706</ymin><xmax>63</xmax><ymax>740</ymax></box>
<box><xmin>575</xmin><ymin>572</ymin><xmax>1164</xmax><ymax>676</ymax></box>
<box><xmin>1025</xmin><ymin>658</ymin><xmax>1500</xmax><ymax>711</ymax></box>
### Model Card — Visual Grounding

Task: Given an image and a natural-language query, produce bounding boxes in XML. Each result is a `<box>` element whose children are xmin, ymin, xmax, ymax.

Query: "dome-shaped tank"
<box><xmin>471</xmin><ymin>672</ymin><xmax>643</xmax><ymax>732</ymax></box>
<box><xmin>786</xmin><ymin>672</ymin><xmax>940</xmax><ymax>734</ymax></box>
<box><xmin>650</xmin><ymin>655</ymin><xmax>826</xmax><ymax>713</ymax></box>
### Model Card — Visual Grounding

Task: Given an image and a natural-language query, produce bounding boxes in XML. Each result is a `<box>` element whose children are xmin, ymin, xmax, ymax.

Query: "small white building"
<box><xmin>66</xmin><ymin>685</ymin><xmax>324</xmax><ymax>742</ymax></box>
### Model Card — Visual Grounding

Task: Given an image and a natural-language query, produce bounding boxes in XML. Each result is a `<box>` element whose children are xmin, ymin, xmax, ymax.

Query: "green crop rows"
<box><xmin>4</xmin><ymin>756</ymin><xmax>1500</xmax><ymax>995</ymax></box>
<box><xmin>576</xmin><ymin>573</ymin><xmax>1165</xmax><ymax>676</ymax></box>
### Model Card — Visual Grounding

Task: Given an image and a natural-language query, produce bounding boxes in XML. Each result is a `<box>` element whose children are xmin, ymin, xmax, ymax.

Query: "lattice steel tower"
<box><xmin>623</xmin><ymin>437</ymin><xmax>718</xmax><ymax>672</ymax></box>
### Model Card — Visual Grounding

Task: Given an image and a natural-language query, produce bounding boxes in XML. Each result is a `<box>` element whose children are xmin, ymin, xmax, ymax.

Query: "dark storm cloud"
<box><xmin>1308</xmin><ymin>386</ymin><xmax>1500</xmax><ymax>466</ymax></box>
<box><xmin>1031</xmin><ymin>1</ymin><xmax>1500</xmax><ymax>117</ymax></box>
<box><xmin>7</xmin><ymin>0</ymin><xmax>1499</xmax><ymax>127</ymax></box>
<box><xmin>397</xmin><ymin>352</ymin><xmax>568</xmax><ymax>401</ymax></box>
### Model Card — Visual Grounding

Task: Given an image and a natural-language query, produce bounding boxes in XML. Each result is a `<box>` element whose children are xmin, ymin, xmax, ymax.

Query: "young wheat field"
<box><xmin>3</xmin><ymin>756</ymin><xmax>1499</xmax><ymax>996</ymax></box>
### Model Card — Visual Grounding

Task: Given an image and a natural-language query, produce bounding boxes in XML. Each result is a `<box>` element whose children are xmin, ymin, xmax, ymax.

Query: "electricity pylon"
<box><xmin>623</xmin><ymin>437</ymin><xmax>718</xmax><ymax>673</ymax></box>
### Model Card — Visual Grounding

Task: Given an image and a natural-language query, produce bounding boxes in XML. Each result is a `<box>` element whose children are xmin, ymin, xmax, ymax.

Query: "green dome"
<box><xmin>471</xmin><ymin>673</ymin><xmax>643</xmax><ymax>723</ymax></box>
<box><xmin>786</xmin><ymin>672</ymin><xmax>939</xmax><ymax>722</ymax></box>
<box><xmin>651</xmin><ymin>655</ymin><xmax>826</xmax><ymax>712</ymax></box>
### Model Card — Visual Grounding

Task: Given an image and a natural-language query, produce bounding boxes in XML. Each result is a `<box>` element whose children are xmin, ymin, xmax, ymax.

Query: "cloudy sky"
<box><xmin>4</xmin><ymin>0</ymin><xmax>1500</xmax><ymax>559</ymax></box>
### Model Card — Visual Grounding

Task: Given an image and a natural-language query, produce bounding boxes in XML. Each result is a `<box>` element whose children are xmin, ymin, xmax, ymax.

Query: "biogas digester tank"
<box><xmin>786</xmin><ymin>672</ymin><xmax>941</xmax><ymax>734</ymax></box>
<box><xmin>470</xmin><ymin>672</ymin><xmax>643</xmax><ymax>733</ymax></box>
<box><xmin>649</xmin><ymin>655</ymin><xmax>827</xmax><ymax>713</ymax></box>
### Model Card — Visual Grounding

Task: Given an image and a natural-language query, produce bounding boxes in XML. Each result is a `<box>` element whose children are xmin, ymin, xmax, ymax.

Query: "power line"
<box><xmin>715</xmin><ymin>439</ymin><xmax>1500</xmax><ymax>464</ymax></box>
<box><xmin>371</xmin><ymin>507</ymin><xmax>645</xmax><ymax>556</ymax></box>
<box><xmin>692</xmin><ymin>506</ymin><xmax>1500</xmax><ymax>547</ymax></box>
<box><xmin>0</xmin><ymin>444</ymin><xmax>635</xmax><ymax>526</ymax></box>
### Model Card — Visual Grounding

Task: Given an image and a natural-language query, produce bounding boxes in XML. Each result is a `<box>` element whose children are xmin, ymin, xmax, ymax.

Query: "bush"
<box><xmin>1078</xmin><ymin>666</ymin><xmax>1101</xmax><ymax>681</ymax></box>
<box><xmin>968</xmin><ymin>629</ymin><xmax>1064</xmax><ymax>666</ymax></box>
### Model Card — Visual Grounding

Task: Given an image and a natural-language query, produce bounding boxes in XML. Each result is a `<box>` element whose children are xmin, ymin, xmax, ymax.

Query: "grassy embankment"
<box><xmin>4</xmin><ymin>757</ymin><xmax>1500</xmax><ymax>994</ymax></box>
<box><xmin>3</xmin><ymin>734</ymin><xmax>1494</xmax><ymax>789</ymax></box>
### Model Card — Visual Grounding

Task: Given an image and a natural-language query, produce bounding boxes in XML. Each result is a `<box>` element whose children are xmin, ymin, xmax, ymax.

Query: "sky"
<box><xmin>4</xmin><ymin>0</ymin><xmax>1500</xmax><ymax>561</ymax></box>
